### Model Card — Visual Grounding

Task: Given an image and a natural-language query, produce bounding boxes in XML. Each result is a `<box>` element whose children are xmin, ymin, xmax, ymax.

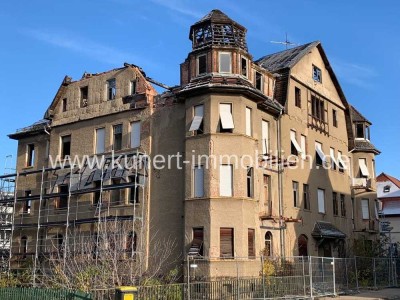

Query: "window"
<box><xmin>295</xmin><ymin>87</ymin><xmax>301</xmax><ymax>108</ymax></box>
<box><xmin>248</xmin><ymin>229</ymin><xmax>255</xmax><ymax>258</ymax></box>
<box><xmin>95</xmin><ymin>128</ymin><xmax>105</xmax><ymax>154</ymax></box>
<box><xmin>313</xmin><ymin>65</ymin><xmax>322</xmax><ymax>82</ymax></box>
<box><xmin>383</xmin><ymin>185</ymin><xmax>391</xmax><ymax>193</ymax></box>
<box><xmin>262</xmin><ymin>120</ymin><xmax>269</xmax><ymax>155</ymax></box>
<box><xmin>219</xmin><ymin>103</ymin><xmax>234</xmax><ymax>132</ymax></box>
<box><xmin>130</xmin><ymin>80</ymin><xmax>137</xmax><ymax>95</ymax></box>
<box><xmin>93</xmin><ymin>181</ymin><xmax>101</xmax><ymax>205</ymax></box>
<box><xmin>303</xmin><ymin>184</ymin><xmax>310</xmax><ymax>210</ymax></box>
<box><xmin>193</xmin><ymin>165</ymin><xmax>204</xmax><ymax>198</ymax></box>
<box><xmin>264</xmin><ymin>232</ymin><xmax>272</xmax><ymax>256</ymax></box>
<box><xmin>290</xmin><ymin>130</ymin><xmax>302</xmax><ymax>156</ymax></box>
<box><xmin>255</xmin><ymin>71</ymin><xmax>263</xmax><ymax>91</ymax></box>
<box><xmin>189</xmin><ymin>104</ymin><xmax>204</xmax><ymax>134</ymax></box>
<box><xmin>113</xmin><ymin>124</ymin><xmax>123</xmax><ymax>151</ymax></box>
<box><xmin>26</xmin><ymin>144</ymin><xmax>35</xmax><ymax>167</ymax></box>
<box><xmin>197</xmin><ymin>54</ymin><xmax>207</xmax><ymax>75</ymax></box>
<box><xmin>23</xmin><ymin>190</ymin><xmax>31</xmax><ymax>214</ymax></box>
<box><xmin>62</xmin><ymin>98</ymin><xmax>67</xmax><ymax>112</ymax></box>
<box><xmin>359</xmin><ymin>158</ymin><xmax>369</xmax><ymax>177</ymax></box>
<box><xmin>110</xmin><ymin>179</ymin><xmax>121</xmax><ymax>205</ymax></box>
<box><xmin>219</xmin><ymin>52</ymin><xmax>232</xmax><ymax>73</ymax></box>
<box><xmin>333</xmin><ymin>192</ymin><xmax>338</xmax><ymax>216</ymax></box>
<box><xmin>298</xmin><ymin>235</ymin><xmax>308</xmax><ymax>256</ymax></box>
<box><xmin>21</xmin><ymin>236</ymin><xmax>27</xmax><ymax>259</ymax></box>
<box><xmin>293</xmin><ymin>181</ymin><xmax>299</xmax><ymax>207</ymax></box>
<box><xmin>220</xmin><ymin>228</ymin><xmax>234</xmax><ymax>258</ymax></box>
<box><xmin>107</xmin><ymin>78</ymin><xmax>116</xmax><ymax>100</ymax></box>
<box><xmin>333</xmin><ymin>109</ymin><xmax>338</xmax><ymax>127</ymax></box>
<box><xmin>61</xmin><ymin>135</ymin><xmax>71</xmax><ymax>159</ymax></box>
<box><xmin>130</xmin><ymin>121</ymin><xmax>141</xmax><ymax>148</ymax></box>
<box><xmin>356</xmin><ymin>123</ymin><xmax>365</xmax><ymax>138</ymax></box>
<box><xmin>300</xmin><ymin>135</ymin><xmax>307</xmax><ymax>159</ymax></box>
<box><xmin>340</xmin><ymin>194</ymin><xmax>346</xmax><ymax>217</ymax></box>
<box><xmin>338</xmin><ymin>151</ymin><xmax>346</xmax><ymax>173</ymax></box>
<box><xmin>361</xmin><ymin>199</ymin><xmax>370</xmax><ymax>220</ymax></box>
<box><xmin>315</xmin><ymin>142</ymin><xmax>326</xmax><ymax>167</ymax></box>
<box><xmin>129</xmin><ymin>176</ymin><xmax>140</xmax><ymax>204</ymax></box>
<box><xmin>220</xmin><ymin>165</ymin><xmax>233</xmax><ymax>197</ymax></box>
<box><xmin>311</xmin><ymin>95</ymin><xmax>324</xmax><ymax>121</ymax></box>
<box><xmin>264</xmin><ymin>175</ymin><xmax>271</xmax><ymax>212</ymax></box>
<box><xmin>191</xmin><ymin>228</ymin><xmax>204</xmax><ymax>256</ymax></box>
<box><xmin>247</xmin><ymin>167</ymin><xmax>253</xmax><ymax>198</ymax></box>
<box><xmin>245</xmin><ymin>107</ymin><xmax>252</xmax><ymax>136</ymax></box>
<box><xmin>58</xmin><ymin>185</ymin><xmax>69</xmax><ymax>209</ymax></box>
<box><xmin>318</xmin><ymin>188</ymin><xmax>325</xmax><ymax>213</ymax></box>
<box><xmin>126</xmin><ymin>231</ymin><xmax>137</xmax><ymax>255</ymax></box>
<box><xmin>330</xmin><ymin>148</ymin><xmax>337</xmax><ymax>171</ymax></box>
<box><xmin>80</xmin><ymin>86</ymin><xmax>88</xmax><ymax>107</ymax></box>
<box><xmin>241</xmin><ymin>57</ymin><xmax>248</xmax><ymax>77</ymax></box>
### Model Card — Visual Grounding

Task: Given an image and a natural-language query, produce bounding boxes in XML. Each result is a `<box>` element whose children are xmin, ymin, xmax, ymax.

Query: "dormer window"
<box><xmin>219</xmin><ymin>52</ymin><xmax>231</xmax><ymax>73</ymax></box>
<box><xmin>241</xmin><ymin>57</ymin><xmax>248</xmax><ymax>77</ymax></box>
<box><xmin>313</xmin><ymin>65</ymin><xmax>322</xmax><ymax>83</ymax></box>
<box><xmin>255</xmin><ymin>71</ymin><xmax>263</xmax><ymax>91</ymax></box>
<box><xmin>356</xmin><ymin>123</ymin><xmax>364</xmax><ymax>138</ymax></box>
<box><xmin>197</xmin><ymin>54</ymin><xmax>207</xmax><ymax>75</ymax></box>
<box><xmin>383</xmin><ymin>185</ymin><xmax>391</xmax><ymax>193</ymax></box>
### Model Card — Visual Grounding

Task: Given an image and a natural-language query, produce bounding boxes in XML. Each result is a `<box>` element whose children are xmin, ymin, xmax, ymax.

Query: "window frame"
<box><xmin>255</xmin><ymin>71</ymin><xmax>263</xmax><ymax>91</ymax></box>
<box><xmin>245</xmin><ymin>107</ymin><xmax>252</xmax><ymax>136</ymax></box>
<box><xmin>246</xmin><ymin>167</ymin><xmax>254</xmax><ymax>198</ymax></box>
<box><xmin>189</xmin><ymin>104</ymin><xmax>204</xmax><ymax>134</ymax></box>
<box><xmin>295</xmin><ymin>87</ymin><xmax>301</xmax><ymax>108</ymax></box>
<box><xmin>26</xmin><ymin>144</ymin><xmax>35</xmax><ymax>167</ymax></box>
<box><xmin>241</xmin><ymin>57</ymin><xmax>248</xmax><ymax>78</ymax></box>
<box><xmin>361</xmin><ymin>199</ymin><xmax>370</xmax><ymax>220</ymax></box>
<box><xmin>80</xmin><ymin>86</ymin><xmax>88</xmax><ymax>107</ymax></box>
<box><xmin>95</xmin><ymin>127</ymin><xmax>105</xmax><ymax>154</ymax></box>
<box><xmin>130</xmin><ymin>80</ymin><xmax>137</xmax><ymax>95</ymax></box>
<box><xmin>62</xmin><ymin>98</ymin><xmax>67</xmax><ymax>112</ymax></box>
<box><xmin>333</xmin><ymin>192</ymin><xmax>338</xmax><ymax>216</ymax></box>
<box><xmin>219</xmin><ymin>164</ymin><xmax>233</xmax><ymax>197</ymax></box>
<box><xmin>340</xmin><ymin>194</ymin><xmax>346</xmax><ymax>217</ymax></box>
<box><xmin>312</xmin><ymin>65</ymin><xmax>322</xmax><ymax>83</ymax></box>
<box><xmin>130</xmin><ymin>121</ymin><xmax>141</xmax><ymax>149</ymax></box>
<box><xmin>197</xmin><ymin>54</ymin><xmax>207</xmax><ymax>75</ymax></box>
<box><xmin>333</xmin><ymin>109</ymin><xmax>338</xmax><ymax>127</ymax></box>
<box><xmin>293</xmin><ymin>181</ymin><xmax>299</xmax><ymax>208</ymax></box>
<box><xmin>218</xmin><ymin>52</ymin><xmax>232</xmax><ymax>74</ymax></box>
<box><xmin>262</xmin><ymin>120</ymin><xmax>269</xmax><ymax>155</ymax></box>
<box><xmin>112</xmin><ymin>124</ymin><xmax>123</xmax><ymax>151</ymax></box>
<box><xmin>220</xmin><ymin>227</ymin><xmax>234</xmax><ymax>258</ymax></box>
<box><xmin>219</xmin><ymin>103</ymin><xmax>234</xmax><ymax>133</ymax></box>
<box><xmin>317</xmin><ymin>188</ymin><xmax>325</xmax><ymax>214</ymax></box>
<box><xmin>193</xmin><ymin>165</ymin><xmax>204</xmax><ymax>198</ymax></box>
<box><xmin>60</xmin><ymin>135</ymin><xmax>71</xmax><ymax>159</ymax></box>
<box><xmin>303</xmin><ymin>184</ymin><xmax>310</xmax><ymax>210</ymax></box>
<box><xmin>107</xmin><ymin>78</ymin><xmax>116</xmax><ymax>100</ymax></box>
<box><xmin>248</xmin><ymin>228</ymin><xmax>255</xmax><ymax>259</ymax></box>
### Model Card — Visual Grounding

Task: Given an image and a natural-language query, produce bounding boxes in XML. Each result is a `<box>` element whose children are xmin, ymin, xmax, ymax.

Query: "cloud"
<box><xmin>331</xmin><ymin>58</ymin><xmax>378</xmax><ymax>89</ymax></box>
<box><xmin>148</xmin><ymin>0</ymin><xmax>203</xmax><ymax>19</ymax></box>
<box><xmin>22</xmin><ymin>28</ymin><xmax>154</xmax><ymax>67</ymax></box>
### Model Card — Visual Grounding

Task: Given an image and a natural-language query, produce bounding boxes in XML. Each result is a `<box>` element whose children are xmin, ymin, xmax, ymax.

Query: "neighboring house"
<box><xmin>1</xmin><ymin>9</ymin><xmax>380</xmax><ymax>279</ymax></box>
<box><xmin>377</xmin><ymin>173</ymin><xmax>400</xmax><ymax>245</ymax></box>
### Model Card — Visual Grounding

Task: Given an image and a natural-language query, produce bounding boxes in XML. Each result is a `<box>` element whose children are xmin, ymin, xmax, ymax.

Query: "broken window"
<box><xmin>95</xmin><ymin>128</ymin><xmax>105</xmax><ymax>154</ymax></box>
<box><xmin>219</xmin><ymin>52</ymin><xmax>231</xmax><ymax>73</ymax></box>
<box><xmin>262</xmin><ymin>120</ymin><xmax>269</xmax><ymax>154</ymax></box>
<box><xmin>333</xmin><ymin>109</ymin><xmax>338</xmax><ymax>127</ymax></box>
<box><xmin>303</xmin><ymin>184</ymin><xmax>310</xmax><ymax>210</ymax></box>
<box><xmin>193</xmin><ymin>165</ymin><xmax>204</xmax><ymax>198</ymax></box>
<box><xmin>130</xmin><ymin>80</ymin><xmax>137</xmax><ymax>95</ymax></box>
<box><xmin>359</xmin><ymin>158</ymin><xmax>369</xmax><ymax>177</ymax></box>
<box><xmin>311</xmin><ymin>95</ymin><xmax>325</xmax><ymax>121</ymax></box>
<box><xmin>197</xmin><ymin>54</ymin><xmax>207</xmax><ymax>75</ymax></box>
<box><xmin>189</xmin><ymin>104</ymin><xmax>204</xmax><ymax>134</ymax></box>
<box><xmin>293</xmin><ymin>181</ymin><xmax>299</xmax><ymax>207</ymax></box>
<box><xmin>26</xmin><ymin>144</ymin><xmax>35</xmax><ymax>167</ymax></box>
<box><xmin>58</xmin><ymin>185</ymin><xmax>69</xmax><ymax>209</ymax></box>
<box><xmin>219</xmin><ymin>164</ymin><xmax>233</xmax><ymax>197</ymax></box>
<box><xmin>298</xmin><ymin>235</ymin><xmax>308</xmax><ymax>256</ymax></box>
<box><xmin>340</xmin><ymin>194</ymin><xmax>346</xmax><ymax>217</ymax></box>
<box><xmin>255</xmin><ymin>71</ymin><xmax>263</xmax><ymax>91</ymax></box>
<box><xmin>80</xmin><ymin>86</ymin><xmax>88</xmax><ymax>107</ymax></box>
<box><xmin>245</xmin><ymin>107</ymin><xmax>252</xmax><ymax>136</ymax></box>
<box><xmin>113</xmin><ymin>124</ymin><xmax>123</xmax><ymax>151</ymax></box>
<box><xmin>129</xmin><ymin>176</ymin><xmax>140</xmax><ymax>204</ymax></box>
<box><xmin>189</xmin><ymin>228</ymin><xmax>204</xmax><ymax>257</ymax></box>
<box><xmin>219</xmin><ymin>103</ymin><xmax>234</xmax><ymax>132</ymax></box>
<box><xmin>220</xmin><ymin>228</ymin><xmax>234</xmax><ymax>258</ymax></box>
<box><xmin>356</xmin><ymin>123</ymin><xmax>365</xmax><ymax>138</ymax></box>
<box><xmin>295</xmin><ymin>87</ymin><xmax>301</xmax><ymax>108</ymax></box>
<box><xmin>23</xmin><ymin>190</ymin><xmax>31</xmax><ymax>214</ymax></box>
<box><xmin>290</xmin><ymin>130</ymin><xmax>302</xmax><ymax>156</ymax></box>
<box><xmin>318</xmin><ymin>188</ymin><xmax>325</xmax><ymax>213</ymax></box>
<box><xmin>107</xmin><ymin>78</ymin><xmax>116</xmax><ymax>100</ymax></box>
<box><xmin>264</xmin><ymin>231</ymin><xmax>272</xmax><ymax>256</ymax></box>
<box><xmin>315</xmin><ymin>142</ymin><xmax>326</xmax><ymax>167</ymax></box>
<box><xmin>62</xmin><ymin>98</ymin><xmax>67</xmax><ymax>112</ymax></box>
<box><xmin>241</xmin><ymin>57</ymin><xmax>248</xmax><ymax>77</ymax></box>
<box><xmin>248</xmin><ymin>229</ymin><xmax>255</xmax><ymax>258</ymax></box>
<box><xmin>333</xmin><ymin>192</ymin><xmax>338</xmax><ymax>216</ymax></box>
<box><xmin>247</xmin><ymin>167</ymin><xmax>253</xmax><ymax>198</ymax></box>
<box><xmin>130</xmin><ymin>121</ymin><xmax>141</xmax><ymax>148</ymax></box>
<box><xmin>361</xmin><ymin>199</ymin><xmax>370</xmax><ymax>220</ymax></box>
<box><xmin>313</xmin><ymin>65</ymin><xmax>322</xmax><ymax>82</ymax></box>
<box><xmin>61</xmin><ymin>135</ymin><xmax>71</xmax><ymax>159</ymax></box>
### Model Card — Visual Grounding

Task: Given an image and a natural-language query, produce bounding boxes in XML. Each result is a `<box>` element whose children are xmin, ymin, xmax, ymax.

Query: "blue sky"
<box><xmin>0</xmin><ymin>1</ymin><xmax>399</xmax><ymax>178</ymax></box>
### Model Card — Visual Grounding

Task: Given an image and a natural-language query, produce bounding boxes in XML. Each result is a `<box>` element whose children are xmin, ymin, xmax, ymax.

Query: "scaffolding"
<box><xmin>0</xmin><ymin>150</ymin><xmax>148</xmax><ymax>285</ymax></box>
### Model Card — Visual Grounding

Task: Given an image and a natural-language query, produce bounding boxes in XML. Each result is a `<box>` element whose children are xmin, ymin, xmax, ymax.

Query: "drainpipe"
<box><xmin>277</xmin><ymin>108</ymin><xmax>285</xmax><ymax>257</ymax></box>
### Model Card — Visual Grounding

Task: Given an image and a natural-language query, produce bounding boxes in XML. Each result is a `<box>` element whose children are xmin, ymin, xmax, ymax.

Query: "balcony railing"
<box><xmin>351</xmin><ymin>178</ymin><xmax>373</xmax><ymax>190</ymax></box>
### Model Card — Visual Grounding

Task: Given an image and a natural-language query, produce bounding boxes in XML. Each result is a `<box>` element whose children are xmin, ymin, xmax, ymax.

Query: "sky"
<box><xmin>0</xmin><ymin>0</ymin><xmax>399</xmax><ymax>178</ymax></box>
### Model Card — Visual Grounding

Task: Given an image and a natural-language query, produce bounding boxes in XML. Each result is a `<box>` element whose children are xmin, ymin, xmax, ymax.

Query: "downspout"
<box><xmin>277</xmin><ymin>108</ymin><xmax>285</xmax><ymax>257</ymax></box>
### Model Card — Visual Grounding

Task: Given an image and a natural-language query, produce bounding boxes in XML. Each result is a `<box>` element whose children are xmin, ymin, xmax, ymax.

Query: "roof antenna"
<box><xmin>270</xmin><ymin>33</ymin><xmax>299</xmax><ymax>49</ymax></box>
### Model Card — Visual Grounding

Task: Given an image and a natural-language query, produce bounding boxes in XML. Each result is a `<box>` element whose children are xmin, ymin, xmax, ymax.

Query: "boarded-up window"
<box><xmin>245</xmin><ymin>107</ymin><xmax>252</xmax><ymax>136</ymax></box>
<box><xmin>318</xmin><ymin>188</ymin><xmax>325</xmax><ymax>213</ymax></box>
<box><xmin>194</xmin><ymin>165</ymin><xmax>204</xmax><ymax>197</ymax></box>
<box><xmin>220</xmin><ymin>165</ymin><xmax>233</xmax><ymax>197</ymax></box>
<box><xmin>262</xmin><ymin>120</ymin><xmax>269</xmax><ymax>154</ymax></box>
<box><xmin>130</xmin><ymin>121</ymin><xmax>141</xmax><ymax>148</ymax></box>
<box><xmin>248</xmin><ymin>229</ymin><xmax>255</xmax><ymax>258</ymax></box>
<box><xmin>95</xmin><ymin>128</ymin><xmax>105</xmax><ymax>154</ymax></box>
<box><xmin>298</xmin><ymin>234</ymin><xmax>308</xmax><ymax>256</ymax></box>
<box><xmin>220</xmin><ymin>228</ymin><xmax>234</xmax><ymax>258</ymax></box>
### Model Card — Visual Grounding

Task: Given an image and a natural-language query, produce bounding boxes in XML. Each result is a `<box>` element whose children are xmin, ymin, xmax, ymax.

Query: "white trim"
<box><xmin>317</xmin><ymin>189</ymin><xmax>325</xmax><ymax>213</ymax></box>
<box><xmin>330</xmin><ymin>148</ymin><xmax>338</xmax><ymax>168</ymax></box>
<box><xmin>245</xmin><ymin>107</ymin><xmax>252</xmax><ymax>136</ymax></box>
<box><xmin>315</xmin><ymin>142</ymin><xmax>326</xmax><ymax>164</ymax></box>
<box><xmin>337</xmin><ymin>151</ymin><xmax>347</xmax><ymax>170</ymax></box>
<box><xmin>219</xmin><ymin>103</ymin><xmax>234</xmax><ymax>129</ymax></box>
<box><xmin>189</xmin><ymin>116</ymin><xmax>203</xmax><ymax>131</ymax></box>
<box><xmin>220</xmin><ymin>165</ymin><xmax>233</xmax><ymax>197</ymax></box>
<box><xmin>359</xmin><ymin>158</ymin><xmax>369</xmax><ymax>177</ymax></box>
<box><xmin>130</xmin><ymin>121</ymin><xmax>141</xmax><ymax>148</ymax></box>
<box><xmin>262</xmin><ymin>120</ymin><xmax>269</xmax><ymax>154</ymax></box>
<box><xmin>300</xmin><ymin>135</ymin><xmax>307</xmax><ymax>159</ymax></box>
<box><xmin>290</xmin><ymin>130</ymin><xmax>302</xmax><ymax>153</ymax></box>
<box><xmin>219</xmin><ymin>52</ymin><xmax>232</xmax><ymax>74</ymax></box>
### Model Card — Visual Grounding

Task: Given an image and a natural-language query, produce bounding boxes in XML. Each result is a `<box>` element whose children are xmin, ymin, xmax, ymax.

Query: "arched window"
<box><xmin>298</xmin><ymin>234</ymin><xmax>308</xmax><ymax>256</ymax></box>
<box><xmin>21</xmin><ymin>236</ymin><xmax>27</xmax><ymax>259</ymax></box>
<box><xmin>264</xmin><ymin>231</ymin><xmax>272</xmax><ymax>256</ymax></box>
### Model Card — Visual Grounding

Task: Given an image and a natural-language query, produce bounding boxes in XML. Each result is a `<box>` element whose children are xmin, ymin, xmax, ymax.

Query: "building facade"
<box><xmin>1</xmin><ymin>9</ymin><xmax>380</xmax><ymax>280</ymax></box>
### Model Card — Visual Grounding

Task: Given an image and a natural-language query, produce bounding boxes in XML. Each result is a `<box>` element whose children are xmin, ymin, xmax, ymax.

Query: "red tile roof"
<box><xmin>377</xmin><ymin>172</ymin><xmax>400</xmax><ymax>189</ymax></box>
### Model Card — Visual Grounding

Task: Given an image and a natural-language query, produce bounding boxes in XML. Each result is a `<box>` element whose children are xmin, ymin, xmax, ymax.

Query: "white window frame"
<box><xmin>359</xmin><ymin>158</ymin><xmax>369</xmax><ymax>177</ymax></box>
<box><xmin>220</xmin><ymin>164</ymin><xmax>233</xmax><ymax>197</ymax></box>
<box><xmin>262</xmin><ymin>120</ymin><xmax>269</xmax><ymax>155</ymax></box>
<box><xmin>219</xmin><ymin>103</ymin><xmax>234</xmax><ymax>130</ymax></box>
<box><xmin>361</xmin><ymin>199</ymin><xmax>370</xmax><ymax>220</ymax></box>
<box><xmin>219</xmin><ymin>52</ymin><xmax>232</xmax><ymax>74</ymax></box>
<box><xmin>193</xmin><ymin>165</ymin><xmax>204</xmax><ymax>198</ymax></box>
<box><xmin>245</xmin><ymin>107</ymin><xmax>252</xmax><ymax>136</ymax></box>
<box><xmin>189</xmin><ymin>104</ymin><xmax>204</xmax><ymax>132</ymax></box>
<box><xmin>130</xmin><ymin>121</ymin><xmax>141</xmax><ymax>148</ymax></box>
<box><xmin>317</xmin><ymin>188</ymin><xmax>325</xmax><ymax>213</ymax></box>
<box><xmin>95</xmin><ymin>128</ymin><xmax>105</xmax><ymax>154</ymax></box>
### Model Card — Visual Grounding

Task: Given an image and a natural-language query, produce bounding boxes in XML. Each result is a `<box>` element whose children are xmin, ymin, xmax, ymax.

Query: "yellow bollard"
<box><xmin>115</xmin><ymin>286</ymin><xmax>138</xmax><ymax>300</ymax></box>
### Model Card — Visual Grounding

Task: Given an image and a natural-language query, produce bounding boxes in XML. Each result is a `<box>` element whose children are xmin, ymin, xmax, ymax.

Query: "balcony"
<box><xmin>351</xmin><ymin>178</ymin><xmax>375</xmax><ymax>191</ymax></box>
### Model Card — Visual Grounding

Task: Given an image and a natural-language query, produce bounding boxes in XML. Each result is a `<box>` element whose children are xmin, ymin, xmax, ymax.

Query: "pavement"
<box><xmin>318</xmin><ymin>288</ymin><xmax>400</xmax><ymax>300</ymax></box>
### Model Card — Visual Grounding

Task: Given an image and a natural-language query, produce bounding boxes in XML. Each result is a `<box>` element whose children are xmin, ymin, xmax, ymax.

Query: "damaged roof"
<box><xmin>312</xmin><ymin>221</ymin><xmax>346</xmax><ymax>239</ymax></box>
<box><xmin>256</xmin><ymin>41</ymin><xmax>319</xmax><ymax>72</ymax></box>
<box><xmin>350</xmin><ymin>105</ymin><xmax>372</xmax><ymax>124</ymax></box>
<box><xmin>353</xmin><ymin>139</ymin><xmax>380</xmax><ymax>154</ymax></box>
<box><xmin>9</xmin><ymin>119</ymin><xmax>50</xmax><ymax>140</ymax></box>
